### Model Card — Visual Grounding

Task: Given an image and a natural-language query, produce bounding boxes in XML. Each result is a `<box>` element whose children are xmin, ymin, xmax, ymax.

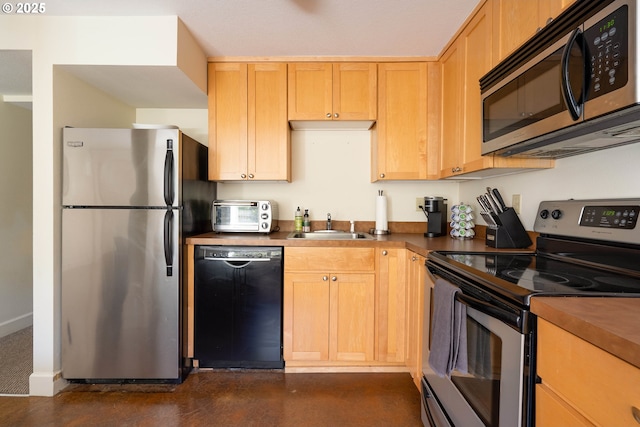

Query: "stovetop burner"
<box><xmin>429</xmin><ymin>199</ymin><xmax>640</xmax><ymax>306</ymax></box>
<box><xmin>442</xmin><ymin>252</ymin><xmax>640</xmax><ymax>297</ymax></box>
<box><xmin>501</xmin><ymin>268</ymin><xmax>597</xmax><ymax>290</ymax></box>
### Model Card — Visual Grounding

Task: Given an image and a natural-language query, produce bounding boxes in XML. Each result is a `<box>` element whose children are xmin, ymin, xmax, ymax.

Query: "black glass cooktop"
<box><xmin>443</xmin><ymin>253</ymin><xmax>640</xmax><ymax>296</ymax></box>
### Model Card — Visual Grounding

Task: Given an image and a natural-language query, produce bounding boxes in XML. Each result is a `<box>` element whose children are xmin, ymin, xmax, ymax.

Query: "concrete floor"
<box><xmin>0</xmin><ymin>371</ymin><xmax>423</xmax><ymax>426</ymax></box>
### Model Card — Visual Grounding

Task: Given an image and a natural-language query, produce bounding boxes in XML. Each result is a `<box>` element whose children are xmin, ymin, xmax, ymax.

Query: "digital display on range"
<box><xmin>579</xmin><ymin>205</ymin><xmax>638</xmax><ymax>229</ymax></box>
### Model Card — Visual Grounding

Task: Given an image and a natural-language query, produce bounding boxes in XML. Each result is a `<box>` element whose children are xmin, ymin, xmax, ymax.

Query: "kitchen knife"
<box><xmin>476</xmin><ymin>196</ymin><xmax>490</xmax><ymax>212</ymax></box>
<box><xmin>479</xmin><ymin>195</ymin><xmax>494</xmax><ymax>213</ymax></box>
<box><xmin>491</xmin><ymin>188</ymin><xmax>508</xmax><ymax>212</ymax></box>
<box><xmin>482</xmin><ymin>194</ymin><xmax>498</xmax><ymax>214</ymax></box>
<box><xmin>486</xmin><ymin>187</ymin><xmax>503</xmax><ymax>213</ymax></box>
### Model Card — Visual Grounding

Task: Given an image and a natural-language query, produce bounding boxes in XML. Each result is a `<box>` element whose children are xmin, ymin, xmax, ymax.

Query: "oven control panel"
<box><xmin>534</xmin><ymin>199</ymin><xmax>640</xmax><ymax>245</ymax></box>
<box><xmin>579</xmin><ymin>205</ymin><xmax>638</xmax><ymax>229</ymax></box>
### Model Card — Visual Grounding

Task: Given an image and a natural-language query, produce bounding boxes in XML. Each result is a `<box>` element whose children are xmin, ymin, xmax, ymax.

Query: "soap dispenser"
<box><xmin>303</xmin><ymin>209</ymin><xmax>311</xmax><ymax>232</ymax></box>
<box><xmin>294</xmin><ymin>207</ymin><xmax>303</xmax><ymax>232</ymax></box>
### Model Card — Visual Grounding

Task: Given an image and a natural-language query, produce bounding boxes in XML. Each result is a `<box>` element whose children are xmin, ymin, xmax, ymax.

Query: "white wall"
<box><xmin>217</xmin><ymin>130</ymin><xmax>459</xmax><ymax>223</ymax></box>
<box><xmin>459</xmin><ymin>143</ymin><xmax>640</xmax><ymax>230</ymax></box>
<box><xmin>0</xmin><ymin>99</ymin><xmax>33</xmax><ymax>338</ymax></box>
<box><xmin>0</xmin><ymin>14</ymin><xmax>206</xmax><ymax>396</ymax></box>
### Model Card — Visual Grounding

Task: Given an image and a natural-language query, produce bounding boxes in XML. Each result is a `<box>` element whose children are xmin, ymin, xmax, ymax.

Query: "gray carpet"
<box><xmin>0</xmin><ymin>326</ymin><xmax>32</xmax><ymax>395</ymax></box>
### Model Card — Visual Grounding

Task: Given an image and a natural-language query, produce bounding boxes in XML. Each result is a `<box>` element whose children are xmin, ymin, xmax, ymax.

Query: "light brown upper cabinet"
<box><xmin>439</xmin><ymin>0</ymin><xmax>554</xmax><ymax>179</ymax></box>
<box><xmin>288</xmin><ymin>62</ymin><xmax>377</xmax><ymax>121</ymax></box>
<box><xmin>208</xmin><ymin>62</ymin><xmax>290</xmax><ymax>181</ymax></box>
<box><xmin>373</xmin><ymin>62</ymin><xmax>440</xmax><ymax>181</ymax></box>
<box><xmin>493</xmin><ymin>0</ymin><xmax>576</xmax><ymax>63</ymax></box>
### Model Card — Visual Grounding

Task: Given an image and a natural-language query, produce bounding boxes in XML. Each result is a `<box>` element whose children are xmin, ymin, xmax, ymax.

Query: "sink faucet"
<box><xmin>350</xmin><ymin>220</ymin><xmax>355</xmax><ymax>233</ymax></box>
<box><xmin>326</xmin><ymin>213</ymin><xmax>332</xmax><ymax>230</ymax></box>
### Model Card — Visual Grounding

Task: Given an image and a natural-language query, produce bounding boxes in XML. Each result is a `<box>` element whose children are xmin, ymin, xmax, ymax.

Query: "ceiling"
<box><xmin>0</xmin><ymin>0</ymin><xmax>479</xmax><ymax>109</ymax></box>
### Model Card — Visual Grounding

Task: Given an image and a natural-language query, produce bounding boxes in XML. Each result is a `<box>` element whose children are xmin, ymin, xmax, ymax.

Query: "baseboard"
<box><xmin>284</xmin><ymin>366</ymin><xmax>410</xmax><ymax>374</ymax></box>
<box><xmin>0</xmin><ymin>312</ymin><xmax>33</xmax><ymax>339</ymax></box>
<box><xmin>29</xmin><ymin>370</ymin><xmax>68</xmax><ymax>396</ymax></box>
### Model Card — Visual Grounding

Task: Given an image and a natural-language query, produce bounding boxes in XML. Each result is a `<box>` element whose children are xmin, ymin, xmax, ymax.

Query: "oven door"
<box><xmin>422</xmin><ymin>268</ymin><xmax>528</xmax><ymax>427</ymax></box>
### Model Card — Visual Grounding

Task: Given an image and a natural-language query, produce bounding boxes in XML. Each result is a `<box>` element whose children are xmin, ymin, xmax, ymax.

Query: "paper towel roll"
<box><xmin>375</xmin><ymin>195</ymin><xmax>388</xmax><ymax>231</ymax></box>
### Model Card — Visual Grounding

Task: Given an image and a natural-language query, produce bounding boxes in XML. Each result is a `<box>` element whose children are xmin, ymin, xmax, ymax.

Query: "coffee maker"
<box><xmin>421</xmin><ymin>196</ymin><xmax>448</xmax><ymax>237</ymax></box>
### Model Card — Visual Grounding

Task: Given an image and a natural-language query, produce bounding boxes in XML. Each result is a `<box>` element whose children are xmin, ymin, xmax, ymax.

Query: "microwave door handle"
<box><xmin>561</xmin><ymin>27</ymin><xmax>585</xmax><ymax>121</ymax></box>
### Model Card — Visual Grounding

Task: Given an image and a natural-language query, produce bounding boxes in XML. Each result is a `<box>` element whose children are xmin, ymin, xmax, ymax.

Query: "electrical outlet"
<box><xmin>512</xmin><ymin>194</ymin><xmax>522</xmax><ymax>214</ymax></box>
<box><xmin>415</xmin><ymin>197</ymin><xmax>424</xmax><ymax>212</ymax></box>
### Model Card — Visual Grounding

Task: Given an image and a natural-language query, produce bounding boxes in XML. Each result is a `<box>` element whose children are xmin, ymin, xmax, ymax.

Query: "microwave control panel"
<box><xmin>585</xmin><ymin>4</ymin><xmax>629</xmax><ymax>99</ymax></box>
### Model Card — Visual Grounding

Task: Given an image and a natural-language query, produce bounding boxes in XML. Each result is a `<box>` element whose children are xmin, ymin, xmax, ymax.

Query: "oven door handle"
<box><xmin>455</xmin><ymin>293</ymin><xmax>521</xmax><ymax>328</ymax></box>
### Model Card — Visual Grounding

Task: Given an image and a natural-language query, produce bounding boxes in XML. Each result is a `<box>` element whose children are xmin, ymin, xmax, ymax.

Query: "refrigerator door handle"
<box><xmin>164</xmin><ymin>209</ymin><xmax>174</xmax><ymax>276</ymax></box>
<box><xmin>164</xmin><ymin>139</ymin><xmax>175</xmax><ymax>206</ymax></box>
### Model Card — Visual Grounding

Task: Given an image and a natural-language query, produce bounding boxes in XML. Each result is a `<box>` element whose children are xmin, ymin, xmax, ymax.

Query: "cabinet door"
<box><xmin>461</xmin><ymin>1</ymin><xmax>495</xmax><ymax>173</ymax></box>
<box><xmin>208</xmin><ymin>63</ymin><xmax>248</xmax><ymax>181</ymax></box>
<box><xmin>374</xmin><ymin>63</ymin><xmax>429</xmax><ymax>181</ymax></box>
<box><xmin>248</xmin><ymin>63</ymin><xmax>290</xmax><ymax>181</ymax></box>
<box><xmin>492</xmin><ymin>0</ymin><xmax>541</xmax><ymax>62</ymax></box>
<box><xmin>439</xmin><ymin>44</ymin><xmax>463</xmax><ymax>177</ymax></box>
<box><xmin>406</xmin><ymin>252</ymin><xmax>426</xmax><ymax>388</ymax></box>
<box><xmin>283</xmin><ymin>273</ymin><xmax>330</xmax><ymax>361</ymax></box>
<box><xmin>376</xmin><ymin>248</ymin><xmax>408</xmax><ymax>363</ymax></box>
<box><xmin>492</xmin><ymin>0</ymin><xmax>576</xmax><ymax>63</ymax></box>
<box><xmin>333</xmin><ymin>63</ymin><xmax>377</xmax><ymax>120</ymax></box>
<box><xmin>536</xmin><ymin>383</ymin><xmax>595</xmax><ymax>426</ymax></box>
<box><xmin>537</xmin><ymin>318</ymin><xmax>640</xmax><ymax>426</ymax></box>
<box><xmin>287</xmin><ymin>63</ymin><xmax>333</xmax><ymax>120</ymax></box>
<box><xmin>330</xmin><ymin>273</ymin><xmax>375</xmax><ymax>362</ymax></box>
<box><xmin>438</xmin><ymin>0</ymin><xmax>555</xmax><ymax>178</ymax></box>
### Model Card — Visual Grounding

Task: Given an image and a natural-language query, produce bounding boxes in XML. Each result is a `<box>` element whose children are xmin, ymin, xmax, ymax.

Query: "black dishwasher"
<box><xmin>194</xmin><ymin>246</ymin><xmax>284</xmax><ymax>369</ymax></box>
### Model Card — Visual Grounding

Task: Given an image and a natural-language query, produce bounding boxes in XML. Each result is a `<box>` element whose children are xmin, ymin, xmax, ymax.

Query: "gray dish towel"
<box><xmin>428</xmin><ymin>278</ymin><xmax>468</xmax><ymax>377</ymax></box>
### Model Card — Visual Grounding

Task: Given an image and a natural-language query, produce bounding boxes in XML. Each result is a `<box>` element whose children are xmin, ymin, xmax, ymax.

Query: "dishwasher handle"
<box><xmin>203</xmin><ymin>256</ymin><xmax>274</xmax><ymax>269</ymax></box>
<box><xmin>203</xmin><ymin>256</ymin><xmax>273</xmax><ymax>262</ymax></box>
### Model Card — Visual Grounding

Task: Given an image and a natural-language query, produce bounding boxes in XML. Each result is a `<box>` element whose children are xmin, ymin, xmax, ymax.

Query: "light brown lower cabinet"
<box><xmin>283</xmin><ymin>247</ymin><xmax>375</xmax><ymax>364</ymax></box>
<box><xmin>536</xmin><ymin>318</ymin><xmax>640</xmax><ymax>426</ymax></box>
<box><xmin>406</xmin><ymin>251</ymin><xmax>426</xmax><ymax>388</ymax></box>
<box><xmin>376</xmin><ymin>248</ymin><xmax>408</xmax><ymax>363</ymax></box>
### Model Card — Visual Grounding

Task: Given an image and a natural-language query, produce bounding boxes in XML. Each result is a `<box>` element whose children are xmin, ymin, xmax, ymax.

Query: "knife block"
<box><xmin>485</xmin><ymin>208</ymin><xmax>532</xmax><ymax>248</ymax></box>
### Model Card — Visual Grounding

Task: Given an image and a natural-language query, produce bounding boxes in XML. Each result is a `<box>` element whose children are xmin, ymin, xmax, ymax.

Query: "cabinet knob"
<box><xmin>379</xmin><ymin>173</ymin><xmax>385</xmax><ymax>179</ymax></box>
<box><xmin>412</xmin><ymin>256</ymin><xmax>417</xmax><ymax>261</ymax></box>
<box><xmin>331</xmin><ymin>276</ymin><xmax>337</xmax><ymax>281</ymax></box>
<box><xmin>382</xmin><ymin>250</ymin><xmax>388</xmax><ymax>256</ymax></box>
<box><xmin>322</xmin><ymin>276</ymin><xmax>329</xmax><ymax>281</ymax></box>
<box><xmin>248</xmin><ymin>174</ymin><xmax>254</xmax><ymax>179</ymax></box>
<box><xmin>326</xmin><ymin>113</ymin><xmax>332</xmax><ymax>118</ymax></box>
<box><xmin>334</xmin><ymin>112</ymin><xmax>339</xmax><ymax>118</ymax></box>
<box><xmin>632</xmin><ymin>406</ymin><xmax>640</xmax><ymax>423</ymax></box>
<box><xmin>241</xmin><ymin>173</ymin><xmax>247</xmax><ymax>179</ymax></box>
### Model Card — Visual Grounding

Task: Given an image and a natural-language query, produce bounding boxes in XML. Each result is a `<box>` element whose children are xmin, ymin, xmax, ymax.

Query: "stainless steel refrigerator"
<box><xmin>61</xmin><ymin>127</ymin><xmax>216</xmax><ymax>382</ymax></box>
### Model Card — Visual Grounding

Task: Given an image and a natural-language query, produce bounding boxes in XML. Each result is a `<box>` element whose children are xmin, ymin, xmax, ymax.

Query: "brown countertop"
<box><xmin>186</xmin><ymin>231</ymin><xmax>531</xmax><ymax>258</ymax></box>
<box><xmin>531</xmin><ymin>297</ymin><xmax>640</xmax><ymax>369</ymax></box>
<box><xmin>188</xmin><ymin>231</ymin><xmax>640</xmax><ymax>369</ymax></box>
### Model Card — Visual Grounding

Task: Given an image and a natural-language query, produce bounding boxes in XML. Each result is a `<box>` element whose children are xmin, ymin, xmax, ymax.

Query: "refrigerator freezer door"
<box><xmin>62</xmin><ymin>128</ymin><xmax>181</xmax><ymax>208</ymax></box>
<box><xmin>61</xmin><ymin>208</ymin><xmax>180</xmax><ymax>380</ymax></box>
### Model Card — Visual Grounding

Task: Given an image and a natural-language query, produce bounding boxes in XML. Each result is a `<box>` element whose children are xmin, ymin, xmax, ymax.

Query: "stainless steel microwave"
<box><xmin>211</xmin><ymin>200</ymin><xmax>278</xmax><ymax>233</ymax></box>
<box><xmin>481</xmin><ymin>0</ymin><xmax>640</xmax><ymax>158</ymax></box>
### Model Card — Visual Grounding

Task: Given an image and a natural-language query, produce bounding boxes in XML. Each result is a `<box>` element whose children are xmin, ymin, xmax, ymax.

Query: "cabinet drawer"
<box><xmin>285</xmin><ymin>247</ymin><xmax>375</xmax><ymax>272</ymax></box>
<box><xmin>536</xmin><ymin>383</ymin><xmax>594</xmax><ymax>427</ymax></box>
<box><xmin>537</xmin><ymin>319</ymin><xmax>640</xmax><ymax>426</ymax></box>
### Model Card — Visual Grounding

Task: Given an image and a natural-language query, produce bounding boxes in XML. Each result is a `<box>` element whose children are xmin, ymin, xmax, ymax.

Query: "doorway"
<box><xmin>0</xmin><ymin>49</ymin><xmax>33</xmax><ymax>395</ymax></box>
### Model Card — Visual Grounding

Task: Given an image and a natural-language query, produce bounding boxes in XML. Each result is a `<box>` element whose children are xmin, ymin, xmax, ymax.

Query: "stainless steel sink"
<box><xmin>287</xmin><ymin>230</ymin><xmax>375</xmax><ymax>240</ymax></box>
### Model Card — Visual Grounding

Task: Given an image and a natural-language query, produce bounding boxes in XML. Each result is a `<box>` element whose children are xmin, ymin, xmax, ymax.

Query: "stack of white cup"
<box><xmin>450</xmin><ymin>203</ymin><xmax>476</xmax><ymax>239</ymax></box>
